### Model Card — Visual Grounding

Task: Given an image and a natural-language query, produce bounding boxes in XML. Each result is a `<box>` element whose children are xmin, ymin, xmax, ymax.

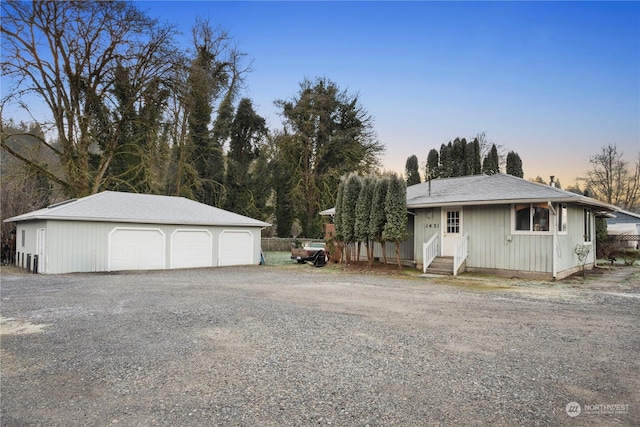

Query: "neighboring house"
<box><xmin>323</xmin><ymin>174</ymin><xmax>617</xmax><ymax>279</ymax></box>
<box><xmin>606</xmin><ymin>209</ymin><xmax>640</xmax><ymax>249</ymax></box>
<box><xmin>4</xmin><ymin>191</ymin><xmax>270</xmax><ymax>274</ymax></box>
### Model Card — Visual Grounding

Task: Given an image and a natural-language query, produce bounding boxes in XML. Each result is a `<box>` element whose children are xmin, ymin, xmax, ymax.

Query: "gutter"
<box><xmin>548</xmin><ymin>202</ymin><xmax>557</xmax><ymax>279</ymax></box>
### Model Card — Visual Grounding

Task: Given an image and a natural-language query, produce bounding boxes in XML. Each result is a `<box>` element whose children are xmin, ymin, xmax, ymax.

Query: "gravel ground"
<box><xmin>1</xmin><ymin>263</ymin><xmax>639</xmax><ymax>426</ymax></box>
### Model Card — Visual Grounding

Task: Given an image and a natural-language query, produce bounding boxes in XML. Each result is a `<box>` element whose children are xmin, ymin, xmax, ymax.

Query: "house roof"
<box><xmin>407</xmin><ymin>174</ymin><xmax>617</xmax><ymax>212</ymax></box>
<box><xmin>4</xmin><ymin>191</ymin><xmax>271</xmax><ymax>227</ymax></box>
<box><xmin>607</xmin><ymin>209</ymin><xmax>640</xmax><ymax>224</ymax></box>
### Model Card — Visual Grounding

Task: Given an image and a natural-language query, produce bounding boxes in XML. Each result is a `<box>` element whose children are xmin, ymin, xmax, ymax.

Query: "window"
<box><xmin>558</xmin><ymin>203</ymin><xmax>567</xmax><ymax>233</ymax></box>
<box><xmin>446</xmin><ymin>211</ymin><xmax>460</xmax><ymax>233</ymax></box>
<box><xmin>21</xmin><ymin>230</ymin><xmax>25</xmax><ymax>247</ymax></box>
<box><xmin>514</xmin><ymin>203</ymin><xmax>550</xmax><ymax>232</ymax></box>
<box><xmin>583</xmin><ymin>209</ymin><xmax>592</xmax><ymax>243</ymax></box>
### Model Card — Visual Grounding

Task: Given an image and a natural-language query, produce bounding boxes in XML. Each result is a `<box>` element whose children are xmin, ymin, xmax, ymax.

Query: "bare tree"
<box><xmin>582</xmin><ymin>143</ymin><xmax>640</xmax><ymax>211</ymax></box>
<box><xmin>1</xmin><ymin>1</ymin><xmax>179</xmax><ymax>197</ymax></box>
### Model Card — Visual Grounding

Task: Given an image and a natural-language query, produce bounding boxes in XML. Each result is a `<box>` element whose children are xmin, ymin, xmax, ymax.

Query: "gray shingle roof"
<box><xmin>4</xmin><ymin>191</ymin><xmax>271</xmax><ymax>227</ymax></box>
<box><xmin>407</xmin><ymin>174</ymin><xmax>616</xmax><ymax>210</ymax></box>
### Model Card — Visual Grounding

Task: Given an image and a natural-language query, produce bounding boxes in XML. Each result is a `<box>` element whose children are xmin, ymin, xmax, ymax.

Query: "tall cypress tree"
<box><xmin>341</xmin><ymin>173</ymin><xmax>362</xmax><ymax>263</ymax></box>
<box><xmin>426</xmin><ymin>149</ymin><xmax>440</xmax><ymax>179</ymax></box>
<box><xmin>369</xmin><ymin>175</ymin><xmax>390</xmax><ymax>265</ymax></box>
<box><xmin>405</xmin><ymin>155</ymin><xmax>421</xmax><ymax>186</ymax></box>
<box><xmin>482</xmin><ymin>144</ymin><xmax>500</xmax><ymax>175</ymax></box>
<box><xmin>506</xmin><ymin>151</ymin><xmax>524</xmax><ymax>178</ymax></box>
<box><xmin>382</xmin><ymin>173</ymin><xmax>408</xmax><ymax>269</ymax></box>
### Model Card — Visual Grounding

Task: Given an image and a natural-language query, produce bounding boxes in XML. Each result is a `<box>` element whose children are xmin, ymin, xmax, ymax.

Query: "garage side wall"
<box><xmin>41</xmin><ymin>220</ymin><xmax>262</xmax><ymax>274</ymax></box>
<box><xmin>14</xmin><ymin>220</ymin><xmax>45</xmax><ymax>271</ymax></box>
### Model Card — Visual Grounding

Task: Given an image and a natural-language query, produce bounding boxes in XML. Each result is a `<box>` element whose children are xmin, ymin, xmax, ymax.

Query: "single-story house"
<box><xmin>4</xmin><ymin>191</ymin><xmax>270</xmax><ymax>274</ymax></box>
<box><xmin>606</xmin><ymin>209</ymin><xmax>640</xmax><ymax>249</ymax></box>
<box><xmin>323</xmin><ymin>174</ymin><xmax>617</xmax><ymax>279</ymax></box>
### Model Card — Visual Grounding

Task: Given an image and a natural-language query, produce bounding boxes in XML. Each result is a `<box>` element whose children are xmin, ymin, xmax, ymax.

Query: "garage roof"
<box><xmin>4</xmin><ymin>191</ymin><xmax>271</xmax><ymax>227</ymax></box>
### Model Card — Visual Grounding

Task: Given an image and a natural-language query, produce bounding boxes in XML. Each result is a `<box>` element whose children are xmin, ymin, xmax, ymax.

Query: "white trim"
<box><xmin>511</xmin><ymin>203</ymin><xmax>553</xmax><ymax>235</ymax></box>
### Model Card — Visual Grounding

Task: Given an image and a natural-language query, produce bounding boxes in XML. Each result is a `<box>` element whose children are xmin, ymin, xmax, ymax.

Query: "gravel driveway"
<box><xmin>1</xmin><ymin>265</ymin><xmax>638</xmax><ymax>426</ymax></box>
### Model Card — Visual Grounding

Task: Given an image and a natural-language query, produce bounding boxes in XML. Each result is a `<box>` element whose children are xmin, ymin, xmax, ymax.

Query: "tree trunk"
<box><xmin>395</xmin><ymin>241</ymin><xmax>402</xmax><ymax>270</ymax></box>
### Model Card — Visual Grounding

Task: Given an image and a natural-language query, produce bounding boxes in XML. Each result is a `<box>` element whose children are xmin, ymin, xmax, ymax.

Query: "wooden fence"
<box><xmin>261</xmin><ymin>238</ymin><xmax>325</xmax><ymax>252</ymax></box>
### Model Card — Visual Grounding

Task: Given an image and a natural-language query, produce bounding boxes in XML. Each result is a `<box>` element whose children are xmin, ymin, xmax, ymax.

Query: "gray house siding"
<box><xmin>413</xmin><ymin>208</ymin><xmax>441</xmax><ymax>268</ymax></box>
<box><xmin>412</xmin><ymin>203</ymin><xmax>596</xmax><ymax>279</ymax></box>
<box><xmin>16</xmin><ymin>220</ymin><xmax>263</xmax><ymax>274</ymax></box>
<box><xmin>464</xmin><ymin>205</ymin><xmax>553</xmax><ymax>274</ymax></box>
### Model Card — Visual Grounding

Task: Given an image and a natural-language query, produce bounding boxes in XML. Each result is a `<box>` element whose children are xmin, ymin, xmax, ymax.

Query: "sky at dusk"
<box><xmin>6</xmin><ymin>1</ymin><xmax>640</xmax><ymax>188</ymax></box>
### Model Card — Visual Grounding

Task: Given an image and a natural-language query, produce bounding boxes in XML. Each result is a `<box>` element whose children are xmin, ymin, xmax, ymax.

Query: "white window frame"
<box><xmin>583</xmin><ymin>208</ymin><xmax>592</xmax><ymax>244</ymax></box>
<box><xmin>557</xmin><ymin>203</ymin><xmax>568</xmax><ymax>235</ymax></box>
<box><xmin>512</xmin><ymin>203</ymin><xmax>552</xmax><ymax>234</ymax></box>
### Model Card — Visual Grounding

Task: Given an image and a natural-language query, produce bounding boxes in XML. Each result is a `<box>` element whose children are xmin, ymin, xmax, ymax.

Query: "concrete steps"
<box><xmin>424</xmin><ymin>256</ymin><xmax>454</xmax><ymax>275</ymax></box>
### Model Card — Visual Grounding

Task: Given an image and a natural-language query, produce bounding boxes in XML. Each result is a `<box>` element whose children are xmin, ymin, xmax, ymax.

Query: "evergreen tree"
<box><xmin>405</xmin><ymin>155</ymin><xmax>421</xmax><ymax>186</ymax></box>
<box><xmin>275</xmin><ymin>77</ymin><xmax>383</xmax><ymax>238</ymax></box>
<box><xmin>355</xmin><ymin>175</ymin><xmax>376</xmax><ymax>264</ymax></box>
<box><xmin>426</xmin><ymin>149</ymin><xmax>439</xmax><ymax>179</ymax></box>
<box><xmin>382</xmin><ymin>173</ymin><xmax>408</xmax><ymax>269</ymax></box>
<box><xmin>334</xmin><ymin>177</ymin><xmax>346</xmax><ymax>242</ymax></box>
<box><xmin>482</xmin><ymin>144</ymin><xmax>500</xmax><ymax>175</ymax></box>
<box><xmin>369</xmin><ymin>175</ymin><xmax>389</xmax><ymax>265</ymax></box>
<box><xmin>439</xmin><ymin>142</ymin><xmax>453</xmax><ymax>178</ymax></box>
<box><xmin>451</xmin><ymin>138</ymin><xmax>467</xmax><ymax>177</ymax></box>
<box><xmin>341</xmin><ymin>173</ymin><xmax>362</xmax><ymax>263</ymax></box>
<box><xmin>466</xmin><ymin>138</ymin><xmax>482</xmax><ymax>175</ymax></box>
<box><xmin>506</xmin><ymin>151</ymin><xmax>524</xmax><ymax>178</ymax></box>
<box><xmin>224</xmin><ymin>98</ymin><xmax>267</xmax><ymax>216</ymax></box>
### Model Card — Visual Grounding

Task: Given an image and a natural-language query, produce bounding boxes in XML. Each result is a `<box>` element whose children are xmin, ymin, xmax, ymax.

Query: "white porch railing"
<box><xmin>422</xmin><ymin>233</ymin><xmax>439</xmax><ymax>273</ymax></box>
<box><xmin>453</xmin><ymin>232</ymin><xmax>469</xmax><ymax>276</ymax></box>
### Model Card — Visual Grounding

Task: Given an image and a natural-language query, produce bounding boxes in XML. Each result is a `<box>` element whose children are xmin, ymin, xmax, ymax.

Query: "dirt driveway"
<box><xmin>1</xmin><ymin>265</ymin><xmax>639</xmax><ymax>426</ymax></box>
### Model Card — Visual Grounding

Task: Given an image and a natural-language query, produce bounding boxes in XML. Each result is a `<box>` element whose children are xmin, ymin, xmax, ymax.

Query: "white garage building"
<box><xmin>5</xmin><ymin>191</ymin><xmax>270</xmax><ymax>274</ymax></box>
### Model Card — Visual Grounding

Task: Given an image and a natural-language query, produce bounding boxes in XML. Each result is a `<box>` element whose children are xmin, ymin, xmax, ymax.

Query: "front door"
<box><xmin>442</xmin><ymin>207</ymin><xmax>462</xmax><ymax>256</ymax></box>
<box><xmin>37</xmin><ymin>228</ymin><xmax>45</xmax><ymax>273</ymax></box>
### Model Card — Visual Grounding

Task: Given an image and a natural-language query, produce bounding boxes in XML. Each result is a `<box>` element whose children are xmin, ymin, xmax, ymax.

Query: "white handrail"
<box><xmin>422</xmin><ymin>233</ymin><xmax>439</xmax><ymax>273</ymax></box>
<box><xmin>453</xmin><ymin>232</ymin><xmax>469</xmax><ymax>276</ymax></box>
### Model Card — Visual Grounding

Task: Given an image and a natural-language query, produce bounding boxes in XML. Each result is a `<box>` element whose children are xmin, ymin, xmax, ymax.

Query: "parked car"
<box><xmin>291</xmin><ymin>241</ymin><xmax>327</xmax><ymax>267</ymax></box>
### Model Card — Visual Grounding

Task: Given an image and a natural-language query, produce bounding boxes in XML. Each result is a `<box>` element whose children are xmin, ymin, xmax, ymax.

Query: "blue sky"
<box><xmin>140</xmin><ymin>1</ymin><xmax>639</xmax><ymax>187</ymax></box>
<box><xmin>8</xmin><ymin>1</ymin><xmax>640</xmax><ymax>187</ymax></box>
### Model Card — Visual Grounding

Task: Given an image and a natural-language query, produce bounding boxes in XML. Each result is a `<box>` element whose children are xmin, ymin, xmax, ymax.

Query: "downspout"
<box><xmin>548</xmin><ymin>202</ymin><xmax>557</xmax><ymax>279</ymax></box>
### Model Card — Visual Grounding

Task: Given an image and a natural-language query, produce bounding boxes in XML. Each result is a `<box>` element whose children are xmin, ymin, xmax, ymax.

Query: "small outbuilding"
<box><xmin>4</xmin><ymin>191</ymin><xmax>270</xmax><ymax>274</ymax></box>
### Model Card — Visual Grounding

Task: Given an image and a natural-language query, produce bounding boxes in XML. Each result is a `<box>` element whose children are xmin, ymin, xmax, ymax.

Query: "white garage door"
<box><xmin>219</xmin><ymin>230</ymin><xmax>254</xmax><ymax>266</ymax></box>
<box><xmin>109</xmin><ymin>228</ymin><xmax>165</xmax><ymax>271</ymax></box>
<box><xmin>171</xmin><ymin>230</ymin><xmax>213</xmax><ymax>269</ymax></box>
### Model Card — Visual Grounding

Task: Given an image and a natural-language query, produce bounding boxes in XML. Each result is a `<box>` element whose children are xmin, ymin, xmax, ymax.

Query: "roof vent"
<box><xmin>549</xmin><ymin>176</ymin><xmax>555</xmax><ymax>187</ymax></box>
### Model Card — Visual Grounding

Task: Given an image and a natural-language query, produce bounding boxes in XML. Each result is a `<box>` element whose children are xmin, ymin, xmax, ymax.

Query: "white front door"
<box><xmin>442</xmin><ymin>207</ymin><xmax>462</xmax><ymax>256</ymax></box>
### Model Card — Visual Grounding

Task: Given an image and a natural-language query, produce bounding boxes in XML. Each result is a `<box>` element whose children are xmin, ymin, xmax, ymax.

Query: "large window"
<box><xmin>583</xmin><ymin>209</ymin><xmax>592</xmax><ymax>242</ymax></box>
<box><xmin>514</xmin><ymin>203</ymin><xmax>550</xmax><ymax>232</ymax></box>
